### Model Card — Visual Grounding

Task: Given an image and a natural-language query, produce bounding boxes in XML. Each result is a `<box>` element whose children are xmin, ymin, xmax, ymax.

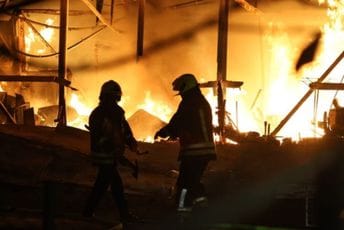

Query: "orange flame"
<box><xmin>24</xmin><ymin>18</ymin><xmax>55</xmax><ymax>54</ymax></box>
<box><xmin>21</xmin><ymin>3</ymin><xmax>342</xmax><ymax>144</ymax></box>
<box><xmin>67</xmin><ymin>93</ymin><xmax>92</xmax><ymax>130</ymax></box>
<box><xmin>253</xmin><ymin>0</ymin><xmax>344</xmax><ymax>141</ymax></box>
<box><xmin>69</xmin><ymin>93</ymin><xmax>92</xmax><ymax>116</ymax></box>
<box><xmin>137</xmin><ymin>91</ymin><xmax>173</xmax><ymax>123</ymax></box>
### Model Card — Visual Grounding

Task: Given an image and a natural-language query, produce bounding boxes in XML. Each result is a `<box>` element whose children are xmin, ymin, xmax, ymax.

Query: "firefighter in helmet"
<box><xmin>154</xmin><ymin>73</ymin><xmax>217</xmax><ymax>211</ymax></box>
<box><xmin>83</xmin><ymin>80</ymin><xmax>139</xmax><ymax>227</ymax></box>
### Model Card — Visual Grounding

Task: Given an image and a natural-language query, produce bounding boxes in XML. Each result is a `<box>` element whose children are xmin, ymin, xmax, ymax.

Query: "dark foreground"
<box><xmin>1</xmin><ymin>125</ymin><xmax>344</xmax><ymax>229</ymax></box>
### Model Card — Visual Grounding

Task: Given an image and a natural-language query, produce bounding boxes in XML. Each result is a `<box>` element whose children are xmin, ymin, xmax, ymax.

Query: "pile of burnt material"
<box><xmin>128</xmin><ymin>109</ymin><xmax>166</xmax><ymax>141</ymax></box>
<box><xmin>0</xmin><ymin>91</ymin><xmax>80</xmax><ymax>127</ymax></box>
<box><xmin>0</xmin><ymin>91</ymin><xmax>34</xmax><ymax>125</ymax></box>
<box><xmin>37</xmin><ymin>105</ymin><xmax>79</xmax><ymax>127</ymax></box>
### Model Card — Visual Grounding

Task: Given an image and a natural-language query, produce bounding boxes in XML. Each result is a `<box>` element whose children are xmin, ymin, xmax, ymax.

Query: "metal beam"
<box><xmin>136</xmin><ymin>0</ymin><xmax>145</xmax><ymax>59</ymax></box>
<box><xmin>57</xmin><ymin>0</ymin><xmax>69</xmax><ymax>127</ymax></box>
<box><xmin>309</xmin><ymin>82</ymin><xmax>344</xmax><ymax>90</ymax></box>
<box><xmin>199</xmin><ymin>80</ymin><xmax>243</xmax><ymax>88</ymax></box>
<box><xmin>216</xmin><ymin>0</ymin><xmax>229</xmax><ymax>143</ymax></box>
<box><xmin>80</xmin><ymin>0</ymin><xmax>118</xmax><ymax>34</ymax></box>
<box><xmin>15</xmin><ymin>8</ymin><xmax>93</xmax><ymax>16</ymax></box>
<box><xmin>110</xmin><ymin>0</ymin><xmax>115</xmax><ymax>25</ymax></box>
<box><xmin>0</xmin><ymin>101</ymin><xmax>16</xmax><ymax>124</ymax></box>
<box><xmin>217</xmin><ymin>0</ymin><xmax>229</xmax><ymax>82</ymax></box>
<box><xmin>0</xmin><ymin>75</ymin><xmax>73</xmax><ymax>87</ymax></box>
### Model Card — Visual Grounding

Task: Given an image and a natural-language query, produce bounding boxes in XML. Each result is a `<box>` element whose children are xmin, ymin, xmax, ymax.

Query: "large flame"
<box><xmin>37</xmin><ymin>19</ymin><xmax>54</xmax><ymax>54</ymax></box>
<box><xmin>66</xmin><ymin>91</ymin><xmax>174</xmax><ymax>135</ymax></box>
<box><xmin>67</xmin><ymin>93</ymin><xmax>92</xmax><ymax>129</ymax></box>
<box><xmin>24</xmin><ymin>18</ymin><xmax>55</xmax><ymax>54</ymax></box>
<box><xmin>24</xmin><ymin>27</ymin><xmax>35</xmax><ymax>53</ymax></box>
<box><xmin>69</xmin><ymin>93</ymin><xmax>92</xmax><ymax>116</ymax></box>
<box><xmin>17</xmin><ymin>2</ymin><xmax>343</xmax><ymax>143</ymax></box>
<box><xmin>137</xmin><ymin>91</ymin><xmax>173</xmax><ymax>123</ymax></box>
<box><xmin>202</xmin><ymin>0</ymin><xmax>344</xmax><ymax>142</ymax></box>
<box><xmin>255</xmin><ymin>0</ymin><xmax>344</xmax><ymax>141</ymax></box>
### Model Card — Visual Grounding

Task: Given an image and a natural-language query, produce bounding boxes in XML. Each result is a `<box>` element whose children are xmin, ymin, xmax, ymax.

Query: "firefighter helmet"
<box><xmin>99</xmin><ymin>80</ymin><xmax>122</xmax><ymax>101</ymax></box>
<box><xmin>172</xmin><ymin>73</ymin><xmax>199</xmax><ymax>95</ymax></box>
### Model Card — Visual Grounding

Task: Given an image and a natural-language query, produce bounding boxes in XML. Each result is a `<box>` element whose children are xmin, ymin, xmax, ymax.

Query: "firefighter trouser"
<box><xmin>175</xmin><ymin>157</ymin><xmax>209</xmax><ymax>207</ymax></box>
<box><xmin>83</xmin><ymin>164</ymin><xmax>128</xmax><ymax>220</ymax></box>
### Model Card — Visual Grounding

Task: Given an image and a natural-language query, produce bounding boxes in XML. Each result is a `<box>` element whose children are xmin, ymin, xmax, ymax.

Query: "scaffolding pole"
<box><xmin>136</xmin><ymin>0</ymin><xmax>145</xmax><ymax>59</ymax></box>
<box><xmin>271</xmin><ymin>50</ymin><xmax>344</xmax><ymax>136</ymax></box>
<box><xmin>57</xmin><ymin>0</ymin><xmax>69</xmax><ymax>127</ymax></box>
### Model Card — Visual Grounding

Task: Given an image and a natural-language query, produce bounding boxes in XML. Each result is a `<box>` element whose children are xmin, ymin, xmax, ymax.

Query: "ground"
<box><xmin>1</xmin><ymin>125</ymin><xmax>344</xmax><ymax>229</ymax></box>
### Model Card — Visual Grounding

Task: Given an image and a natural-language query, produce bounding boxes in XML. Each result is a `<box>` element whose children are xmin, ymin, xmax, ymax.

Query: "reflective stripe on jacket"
<box><xmin>180</xmin><ymin>142</ymin><xmax>216</xmax><ymax>157</ymax></box>
<box><xmin>88</xmin><ymin>102</ymin><xmax>137</xmax><ymax>165</ymax></box>
<box><xmin>158</xmin><ymin>87</ymin><xmax>216</xmax><ymax>160</ymax></box>
<box><xmin>90</xmin><ymin>151</ymin><xmax>114</xmax><ymax>164</ymax></box>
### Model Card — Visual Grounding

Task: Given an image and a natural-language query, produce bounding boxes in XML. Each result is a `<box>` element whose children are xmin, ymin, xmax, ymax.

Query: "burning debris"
<box><xmin>322</xmin><ymin>98</ymin><xmax>344</xmax><ymax>137</ymax></box>
<box><xmin>0</xmin><ymin>91</ymin><xmax>34</xmax><ymax>125</ymax></box>
<box><xmin>37</xmin><ymin>104</ymin><xmax>79</xmax><ymax>127</ymax></box>
<box><xmin>128</xmin><ymin>108</ymin><xmax>167</xmax><ymax>142</ymax></box>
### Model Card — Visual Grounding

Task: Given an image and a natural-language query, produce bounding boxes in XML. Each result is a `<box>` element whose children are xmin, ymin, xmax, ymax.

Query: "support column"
<box><xmin>216</xmin><ymin>0</ymin><xmax>229</xmax><ymax>143</ymax></box>
<box><xmin>136</xmin><ymin>0</ymin><xmax>145</xmax><ymax>59</ymax></box>
<box><xmin>57</xmin><ymin>0</ymin><xmax>69</xmax><ymax>127</ymax></box>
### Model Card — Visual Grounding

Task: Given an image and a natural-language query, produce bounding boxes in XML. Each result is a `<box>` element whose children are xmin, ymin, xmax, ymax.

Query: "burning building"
<box><xmin>0</xmin><ymin>0</ymin><xmax>342</xmax><ymax>141</ymax></box>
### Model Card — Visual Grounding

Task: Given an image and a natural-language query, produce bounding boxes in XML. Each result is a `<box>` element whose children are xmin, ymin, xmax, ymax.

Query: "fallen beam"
<box><xmin>199</xmin><ymin>80</ymin><xmax>243</xmax><ymax>89</ymax></box>
<box><xmin>0</xmin><ymin>75</ymin><xmax>77</xmax><ymax>90</ymax></box>
<box><xmin>309</xmin><ymin>82</ymin><xmax>344</xmax><ymax>90</ymax></box>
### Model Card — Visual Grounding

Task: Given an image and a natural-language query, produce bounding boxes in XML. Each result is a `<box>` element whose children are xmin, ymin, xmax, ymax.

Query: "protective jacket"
<box><xmin>89</xmin><ymin>102</ymin><xmax>137</xmax><ymax>165</ymax></box>
<box><xmin>158</xmin><ymin>87</ymin><xmax>216</xmax><ymax>161</ymax></box>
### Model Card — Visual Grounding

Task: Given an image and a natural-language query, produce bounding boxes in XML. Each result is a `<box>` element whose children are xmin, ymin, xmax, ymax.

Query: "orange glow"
<box><xmin>24</xmin><ymin>18</ymin><xmax>55</xmax><ymax>54</ymax></box>
<box><xmin>67</xmin><ymin>93</ymin><xmax>92</xmax><ymax>129</ymax></box>
<box><xmin>204</xmin><ymin>88</ymin><xmax>257</xmax><ymax>129</ymax></box>
<box><xmin>253</xmin><ymin>0</ymin><xmax>344</xmax><ymax>141</ymax></box>
<box><xmin>18</xmin><ymin>2</ymin><xmax>342</xmax><ymax>143</ymax></box>
<box><xmin>68</xmin><ymin>116</ymin><xmax>87</xmax><ymax>130</ymax></box>
<box><xmin>40</xmin><ymin>19</ymin><xmax>54</xmax><ymax>41</ymax></box>
<box><xmin>69</xmin><ymin>93</ymin><xmax>92</xmax><ymax>116</ymax></box>
<box><xmin>262</xmin><ymin>24</ymin><xmax>308</xmax><ymax>140</ymax></box>
<box><xmin>201</xmin><ymin>0</ymin><xmax>343</xmax><ymax>142</ymax></box>
<box><xmin>24</xmin><ymin>27</ymin><xmax>35</xmax><ymax>53</ymax></box>
<box><xmin>143</xmin><ymin>136</ymin><xmax>154</xmax><ymax>143</ymax></box>
<box><xmin>137</xmin><ymin>91</ymin><xmax>173</xmax><ymax>123</ymax></box>
<box><xmin>37</xmin><ymin>19</ymin><xmax>54</xmax><ymax>54</ymax></box>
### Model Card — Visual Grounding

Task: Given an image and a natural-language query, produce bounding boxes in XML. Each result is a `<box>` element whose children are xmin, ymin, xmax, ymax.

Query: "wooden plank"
<box><xmin>216</xmin><ymin>0</ymin><xmax>230</xmax><ymax>143</ymax></box>
<box><xmin>0</xmin><ymin>101</ymin><xmax>16</xmax><ymax>124</ymax></box>
<box><xmin>309</xmin><ymin>82</ymin><xmax>344</xmax><ymax>90</ymax></box>
<box><xmin>80</xmin><ymin>0</ymin><xmax>118</xmax><ymax>34</ymax></box>
<box><xmin>0</xmin><ymin>75</ymin><xmax>69</xmax><ymax>84</ymax></box>
<box><xmin>199</xmin><ymin>80</ymin><xmax>243</xmax><ymax>89</ymax></box>
<box><xmin>57</xmin><ymin>0</ymin><xmax>69</xmax><ymax>126</ymax></box>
